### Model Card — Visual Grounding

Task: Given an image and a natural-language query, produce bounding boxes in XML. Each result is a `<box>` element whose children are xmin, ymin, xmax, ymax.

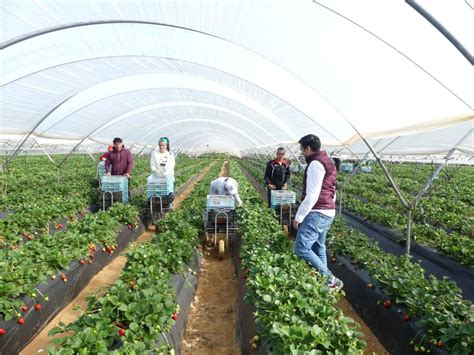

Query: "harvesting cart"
<box><xmin>98</xmin><ymin>175</ymin><xmax>129</xmax><ymax>211</ymax></box>
<box><xmin>204</xmin><ymin>195</ymin><xmax>238</xmax><ymax>259</ymax></box>
<box><xmin>270</xmin><ymin>190</ymin><xmax>298</xmax><ymax>235</ymax></box>
<box><xmin>145</xmin><ymin>174</ymin><xmax>174</xmax><ymax>222</ymax></box>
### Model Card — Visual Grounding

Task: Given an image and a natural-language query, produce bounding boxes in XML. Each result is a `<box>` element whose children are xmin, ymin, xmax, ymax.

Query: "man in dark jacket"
<box><xmin>105</xmin><ymin>137</ymin><xmax>134</xmax><ymax>177</ymax></box>
<box><xmin>292</xmin><ymin>134</ymin><xmax>343</xmax><ymax>292</ymax></box>
<box><xmin>264</xmin><ymin>147</ymin><xmax>291</xmax><ymax>207</ymax></box>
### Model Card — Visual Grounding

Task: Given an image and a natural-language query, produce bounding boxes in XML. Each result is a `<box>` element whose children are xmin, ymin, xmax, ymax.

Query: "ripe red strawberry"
<box><xmin>437</xmin><ymin>341</ymin><xmax>443</xmax><ymax>347</ymax></box>
<box><xmin>27</xmin><ymin>235</ymin><xmax>34</xmax><ymax>240</ymax></box>
<box><xmin>0</xmin><ymin>328</ymin><xmax>6</xmax><ymax>335</ymax></box>
<box><xmin>128</xmin><ymin>224</ymin><xmax>133</xmax><ymax>230</ymax></box>
<box><xmin>88</xmin><ymin>260</ymin><xmax>92</xmax><ymax>264</ymax></box>
<box><xmin>34</xmin><ymin>304</ymin><xmax>42</xmax><ymax>311</ymax></box>
<box><xmin>171</xmin><ymin>313</ymin><xmax>178</xmax><ymax>321</ymax></box>
<box><xmin>17</xmin><ymin>317</ymin><xmax>25</xmax><ymax>325</ymax></box>
<box><xmin>21</xmin><ymin>306</ymin><xmax>28</xmax><ymax>312</ymax></box>
<box><xmin>402</xmin><ymin>314</ymin><xmax>410</xmax><ymax>321</ymax></box>
<box><xmin>383</xmin><ymin>300</ymin><xmax>392</xmax><ymax>308</ymax></box>
<box><xmin>118</xmin><ymin>328</ymin><xmax>126</xmax><ymax>336</ymax></box>
<box><xmin>80</xmin><ymin>260</ymin><xmax>86</xmax><ymax>265</ymax></box>
<box><xmin>56</xmin><ymin>223</ymin><xmax>63</xmax><ymax>230</ymax></box>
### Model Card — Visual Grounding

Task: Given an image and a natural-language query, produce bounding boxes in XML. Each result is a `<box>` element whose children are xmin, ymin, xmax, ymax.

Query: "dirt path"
<box><xmin>21</xmin><ymin>166</ymin><xmax>213</xmax><ymax>354</ymax></box>
<box><xmin>20</xmin><ymin>230</ymin><xmax>154</xmax><ymax>355</ymax></box>
<box><xmin>336</xmin><ymin>297</ymin><xmax>389</xmax><ymax>355</ymax></box>
<box><xmin>181</xmin><ymin>161</ymin><xmax>240</xmax><ymax>354</ymax></box>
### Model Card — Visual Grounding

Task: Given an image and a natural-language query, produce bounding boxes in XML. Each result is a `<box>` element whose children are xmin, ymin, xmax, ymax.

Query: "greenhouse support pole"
<box><xmin>286</xmin><ymin>145</ymin><xmax>305</xmax><ymax>171</ymax></box>
<box><xmin>361</xmin><ymin>138</ymin><xmax>410</xmax><ymax>209</ymax></box>
<box><xmin>265</xmin><ymin>148</ymin><xmax>274</xmax><ymax>159</ymax></box>
<box><xmin>360</xmin><ymin>138</ymin><xmax>413</xmax><ymax>252</ymax></box>
<box><xmin>32</xmin><ymin>137</ymin><xmax>56</xmax><ymax>166</ymax></box>
<box><xmin>406</xmin><ymin>209</ymin><xmax>413</xmax><ymax>255</ymax></box>
<box><xmin>406</xmin><ymin>0</ymin><xmax>474</xmax><ymax>65</ymax></box>
<box><xmin>339</xmin><ymin>151</ymin><xmax>371</xmax><ymax>215</ymax></box>
<box><xmin>337</xmin><ymin>137</ymin><xmax>399</xmax><ymax>217</ymax></box>
<box><xmin>412</xmin><ymin>129</ymin><xmax>472</xmax><ymax>206</ymax></box>
<box><xmin>137</xmin><ymin>145</ymin><xmax>148</xmax><ymax>157</ymax></box>
<box><xmin>83</xmin><ymin>148</ymin><xmax>96</xmax><ymax>161</ymax></box>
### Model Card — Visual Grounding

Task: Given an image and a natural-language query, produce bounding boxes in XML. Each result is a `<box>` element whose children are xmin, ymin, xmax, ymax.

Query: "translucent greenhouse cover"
<box><xmin>0</xmin><ymin>0</ymin><xmax>473</xmax><ymax>157</ymax></box>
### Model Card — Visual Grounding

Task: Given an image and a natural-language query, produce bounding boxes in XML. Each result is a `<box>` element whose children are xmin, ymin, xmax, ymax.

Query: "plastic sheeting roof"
<box><xmin>1</xmin><ymin>0</ymin><xmax>473</xmax><ymax>157</ymax></box>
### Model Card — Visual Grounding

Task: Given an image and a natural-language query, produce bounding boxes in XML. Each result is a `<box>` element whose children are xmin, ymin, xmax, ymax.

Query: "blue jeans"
<box><xmin>294</xmin><ymin>212</ymin><xmax>334</xmax><ymax>281</ymax></box>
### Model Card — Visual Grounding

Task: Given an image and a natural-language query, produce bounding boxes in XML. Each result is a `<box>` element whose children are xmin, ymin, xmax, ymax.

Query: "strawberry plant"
<box><xmin>329</xmin><ymin>218</ymin><xmax>474</xmax><ymax>354</ymax></box>
<box><xmin>230</xmin><ymin>161</ymin><xmax>366</xmax><ymax>353</ymax></box>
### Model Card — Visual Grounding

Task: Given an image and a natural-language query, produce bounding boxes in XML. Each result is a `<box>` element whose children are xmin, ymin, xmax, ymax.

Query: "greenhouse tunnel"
<box><xmin>1</xmin><ymin>0</ymin><xmax>473</xmax><ymax>354</ymax></box>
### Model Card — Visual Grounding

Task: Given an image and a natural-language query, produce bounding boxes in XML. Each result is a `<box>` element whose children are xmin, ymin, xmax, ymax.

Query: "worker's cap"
<box><xmin>107</xmin><ymin>145</ymin><xmax>113</xmax><ymax>152</ymax></box>
<box><xmin>224</xmin><ymin>178</ymin><xmax>238</xmax><ymax>195</ymax></box>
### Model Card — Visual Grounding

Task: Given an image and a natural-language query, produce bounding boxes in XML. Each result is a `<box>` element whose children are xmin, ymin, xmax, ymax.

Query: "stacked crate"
<box><xmin>147</xmin><ymin>174</ymin><xmax>174</xmax><ymax>198</ymax></box>
<box><xmin>99</xmin><ymin>176</ymin><xmax>129</xmax><ymax>203</ymax></box>
<box><xmin>340</xmin><ymin>163</ymin><xmax>354</xmax><ymax>173</ymax></box>
<box><xmin>206</xmin><ymin>195</ymin><xmax>235</xmax><ymax>209</ymax></box>
<box><xmin>270</xmin><ymin>190</ymin><xmax>296</xmax><ymax>209</ymax></box>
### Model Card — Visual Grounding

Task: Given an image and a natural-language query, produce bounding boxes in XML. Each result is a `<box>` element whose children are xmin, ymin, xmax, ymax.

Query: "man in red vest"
<box><xmin>292</xmin><ymin>134</ymin><xmax>343</xmax><ymax>292</ymax></box>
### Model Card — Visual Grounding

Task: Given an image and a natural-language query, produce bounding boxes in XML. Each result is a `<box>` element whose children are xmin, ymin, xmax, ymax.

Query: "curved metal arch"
<box><xmin>126</xmin><ymin>118</ymin><xmax>260</xmax><ymax>148</ymax></box>
<box><xmin>2</xmin><ymin>24</ymin><xmax>351</xmax><ymax>147</ymax></box>
<box><xmin>142</xmin><ymin>131</ymin><xmax>246</xmax><ymax>156</ymax></box>
<box><xmin>3</xmin><ymin>53</ymin><xmax>346</xmax><ymax>155</ymax></box>
<box><xmin>71</xmin><ymin>101</ymin><xmax>279</xmax><ymax>146</ymax></box>
<box><xmin>37</xmin><ymin>73</ymin><xmax>296</xmax><ymax>138</ymax></box>
<box><xmin>1</xmin><ymin>20</ymin><xmax>234</xmax><ymax>50</ymax></box>
<box><xmin>165</xmin><ymin>129</ymin><xmax>248</xmax><ymax>150</ymax></box>
<box><xmin>160</xmin><ymin>127</ymin><xmax>249</xmax><ymax>147</ymax></box>
<box><xmin>185</xmin><ymin>137</ymin><xmax>242</xmax><ymax>156</ymax></box>
<box><xmin>56</xmin><ymin>82</ymin><xmax>290</xmax><ymax>164</ymax></box>
<box><xmin>172</xmin><ymin>133</ymin><xmax>240</xmax><ymax>152</ymax></box>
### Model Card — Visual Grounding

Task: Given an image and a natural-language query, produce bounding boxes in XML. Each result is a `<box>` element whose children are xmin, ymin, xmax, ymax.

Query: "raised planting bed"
<box><xmin>329</xmin><ymin>254</ymin><xmax>447</xmax><ymax>355</ymax></box>
<box><xmin>328</xmin><ymin>219</ymin><xmax>474</xmax><ymax>355</ymax></box>
<box><xmin>155</xmin><ymin>250</ymin><xmax>202</xmax><ymax>353</ymax></box>
<box><xmin>0</xmin><ymin>222</ymin><xmax>145</xmax><ymax>353</ymax></box>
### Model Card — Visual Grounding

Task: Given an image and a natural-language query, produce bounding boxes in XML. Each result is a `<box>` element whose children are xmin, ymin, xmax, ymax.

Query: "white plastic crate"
<box><xmin>97</xmin><ymin>161</ymin><xmax>106</xmax><ymax>177</ymax></box>
<box><xmin>147</xmin><ymin>174</ymin><xmax>174</xmax><ymax>197</ymax></box>
<box><xmin>341</xmin><ymin>163</ymin><xmax>354</xmax><ymax>173</ymax></box>
<box><xmin>271</xmin><ymin>190</ymin><xmax>296</xmax><ymax>208</ymax></box>
<box><xmin>100</xmin><ymin>176</ymin><xmax>128</xmax><ymax>192</ymax></box>
<box><xmin>206</xmin><ymin>195</ymin><xmax>235</xmax><ymax>209</ymax></box>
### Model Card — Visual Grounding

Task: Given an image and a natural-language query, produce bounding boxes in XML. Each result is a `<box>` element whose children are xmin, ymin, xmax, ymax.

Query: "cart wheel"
<box><xmin>218</xmin><ymin>239</ymin><xmax>225</xmax><ymax>260</ymax></box>
<box><xmin>282</xmin><ymin>224</ymin><xmax>289</xmax><ymax>236</ymax></box>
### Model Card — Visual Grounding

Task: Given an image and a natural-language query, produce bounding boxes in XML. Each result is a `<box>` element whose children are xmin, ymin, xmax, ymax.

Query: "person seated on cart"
<box><xmin>150</xmin><ymin>136</ymin><xmax>175</xmax><ymax>180</ymax></box>
<box><xmin>264</xmin><ymin>147</ymin><xmax>291</xmax><ymax>207</ymax></box>
<box><xmin>105</xmin><ymin>137</ymin><xmax>134</xmax><ymax>177</ymax></box>
<box><xmin>209</xmin><ymin>177</ymin><xmax>243</xmax><ymax>207</ymax></box>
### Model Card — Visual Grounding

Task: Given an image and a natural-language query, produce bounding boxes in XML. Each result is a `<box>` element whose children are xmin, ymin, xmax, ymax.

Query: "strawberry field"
<box><xmin>1</xmin><ymin>155</ymin><xmax>473</xmax><ymax>354</ymax></box>
<box><xmin>0</xmin><ymin>154</ymin><xmax>211</xmax><ymax>353</ymax></box>
<box><xmin>239</xmin><ymin>157</ymin><xmax>474</xmax><ymax>354</ymax></box>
